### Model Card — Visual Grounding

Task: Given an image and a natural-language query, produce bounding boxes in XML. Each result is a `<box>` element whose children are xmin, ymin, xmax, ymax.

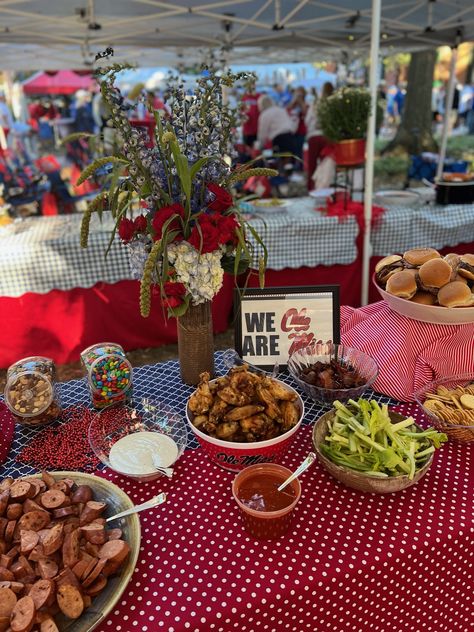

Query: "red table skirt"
<box><xmin>0</xmin><ymin>277</ymin><xmax>235</xmax><ymax>367</ymax></box>
<box><xmin>1</xmin><ymin>241</ymin><xmax>473</xmax><ymax>368</ymax></box>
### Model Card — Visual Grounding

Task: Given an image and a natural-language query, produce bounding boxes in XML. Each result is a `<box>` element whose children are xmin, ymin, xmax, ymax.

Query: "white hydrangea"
<box><xmin>167</xmin><ymin>241</ymin><xmax>225</xmax><ymax>305</ymax></box>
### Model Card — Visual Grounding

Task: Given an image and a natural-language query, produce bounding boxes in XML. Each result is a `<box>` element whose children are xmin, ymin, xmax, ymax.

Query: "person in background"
<box><xmin>241</xmin><ymin>80</ymin><xmax>261</xmax><ymax>148</ymax></box>
<box><xmin>287</xmin><ymin>87</ymin><xmax>308</xmax><ymax>166</ymax></box>
<box><xmin>257</xmin><ymin>94</ymin><xmax>295</xmax><ymax>154</ymax></box>
<box><xmin>272</xmin><ymin>83</ymin><xmax>292</xmax><ymax>107</ymax></box>
<box><xmin>305</xmin><ymin>81</ymin><xmax>334</xmax><ymax>190</ymax></box>
<box><xmin>73</xmin><ymin>90</ymin><xmax>95</xmax><ymax>134</ymax></box>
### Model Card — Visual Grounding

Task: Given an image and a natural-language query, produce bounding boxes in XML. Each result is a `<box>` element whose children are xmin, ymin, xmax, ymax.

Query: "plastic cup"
<box><xmin>232</xmin><ymin>463</ymin><xmax>302</xmax><ymax>540</ymax></box>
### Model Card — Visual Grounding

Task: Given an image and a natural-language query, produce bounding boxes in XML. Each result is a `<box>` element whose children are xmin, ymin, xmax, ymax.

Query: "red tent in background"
<box><xmin>23</xmin><ymin>70</ymin><xmax>95</xmax><ymax>95</ymax></box>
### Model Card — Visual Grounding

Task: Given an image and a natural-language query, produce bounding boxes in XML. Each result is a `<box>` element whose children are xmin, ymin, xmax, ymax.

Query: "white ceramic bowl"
<box><xmin>374</xmin><ymin>190</ymin><xmax>421</xmax><ymax>207</ymax></box>
<box><xmin>373</xmin><ymin>274</ymin><xmax>474</xmax><ymax>325</ymax></box>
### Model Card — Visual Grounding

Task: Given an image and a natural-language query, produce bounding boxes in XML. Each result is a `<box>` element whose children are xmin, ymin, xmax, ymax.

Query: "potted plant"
<box><xmin>317</xmin><ymin>87</ymin><xmax>372</xmax><ymax>166</ymax></box>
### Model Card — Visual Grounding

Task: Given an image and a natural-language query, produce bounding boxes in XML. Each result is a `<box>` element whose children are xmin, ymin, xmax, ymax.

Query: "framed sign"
<box><xmin>234</xmin><ymin>286</ymin><xmax>340</xmax><ymax>370</ymax></box>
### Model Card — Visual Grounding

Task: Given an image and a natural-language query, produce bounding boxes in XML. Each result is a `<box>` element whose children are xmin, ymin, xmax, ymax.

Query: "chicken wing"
<box><xmin>217</xmin><ymin>386</ymin><xmax>251</xmax><ymax>406</ymax></box>
<box><xmin>216</xmin><ymin>421</ymin><xmax>239</xmax><ymax>440</ymax></box>
<box><xmin>224</xmin><ymin>404</ymin><xmax>265</xmax><ymax>422</ymax></box>
<box><xmin>279</xmin><ymin>400</ymin><xmax>300</xmax><ymax>431</ymax></box>
<box><xmin>255</xmin><ymin>384</ymin><xmax>281</xmax><ymax>420</ymax></box>
<box><xmin>263</xmin><ymin>377</ymin><xmax>297</xmax><ymax>401</ymax></box>
<box><xmin>188</xmin><ymin>372</ymin><xmax>214</xmax><ymax>414</ymax></box>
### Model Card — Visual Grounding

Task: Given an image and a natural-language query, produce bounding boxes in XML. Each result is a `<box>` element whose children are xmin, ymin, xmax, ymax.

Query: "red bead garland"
<box><xmin>16</xmin><ymin>406</ymin><xmax>100</xmax><ymax>472</ymax></box>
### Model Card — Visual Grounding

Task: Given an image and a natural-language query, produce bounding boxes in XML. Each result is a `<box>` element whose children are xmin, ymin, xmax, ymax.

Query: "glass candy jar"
<box><xmin>81</xmin><ymin>343</ymin><xmax>133</xmax><ymax>409</ymax></box>
<box><xmin>5</xmin><ymin>356</ymin><xmax>61</xmax><ymax>426</ymax></box>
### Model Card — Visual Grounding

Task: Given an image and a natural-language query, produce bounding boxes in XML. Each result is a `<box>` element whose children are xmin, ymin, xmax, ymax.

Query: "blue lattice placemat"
<box><xmin>0</xmin><ymin>351</ymin><xmax>399</xmax><ymax>479</ymax></box>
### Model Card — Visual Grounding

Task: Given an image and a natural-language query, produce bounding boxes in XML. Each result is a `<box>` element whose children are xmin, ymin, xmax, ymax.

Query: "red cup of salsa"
<box><xmin>232</xmin><ymin>463</ymin><xmax>302</xmax><ymax>540</ymax></box>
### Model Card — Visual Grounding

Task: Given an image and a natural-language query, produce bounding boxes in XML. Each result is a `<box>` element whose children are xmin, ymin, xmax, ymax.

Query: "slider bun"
<box><xmin>375</xmin><ymin>254</ymin><xmax>402</xmax><ymax>274</ymax></box>
<box><xmin>410</xmin><ymin>291</ymin><xmax>436</xmax><ymax>305</ymax></box>
<box><xmin>418</xmin><ymin>258</ymin><xmax>452</xmax><ymax>289</ymax></box>
<box><xmin>453</xmin><ymin>274</ymin><xmax>469</xmax><ymax>285</ymax></box>
<box><xmin>385</xmin><ymin>270</ymin><xmax>418</xmax><ymax>299</ymax></box>
<box><xmin>437</xmin><ymin>281</ymin><xmax>474</xmax><ymax>308</ymax></box>
<box><xmin>403</xmin><ymin>247</ymin><xmax>441</xmax><ymax>266</ymax></box>
<box><xmin>458</xmin><ymin>254</ymin><xmax>474</xmax><ymax>280</ymax></box>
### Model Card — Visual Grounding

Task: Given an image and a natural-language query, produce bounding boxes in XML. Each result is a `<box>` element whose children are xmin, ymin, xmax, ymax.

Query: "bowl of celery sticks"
<box><xmin>312</xmin><ymin>397</ymin><xmax>447</xmax><ymax>493</ymax></box>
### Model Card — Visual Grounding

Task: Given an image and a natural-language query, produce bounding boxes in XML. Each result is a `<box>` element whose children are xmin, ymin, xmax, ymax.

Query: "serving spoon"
<box><xmin>277</xmin><ymin>452</ymin><xmax>317</xmax><ymax>492</ymax></box>
<box><xmin>151</xmin><ymin>454</ymin><xmax>174</xmax><ymax>478</ymax></box>
<box><xmin>106</xmin><ymin>492</ymin><xmax>167</xmax><ymax>523</ymax></box>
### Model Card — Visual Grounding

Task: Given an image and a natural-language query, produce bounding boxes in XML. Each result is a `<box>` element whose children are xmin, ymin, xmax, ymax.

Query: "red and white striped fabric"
<box><xmin>341</xmin><ymin>301</ymin><xmax>474</xmax><ymax>402</ymax></box>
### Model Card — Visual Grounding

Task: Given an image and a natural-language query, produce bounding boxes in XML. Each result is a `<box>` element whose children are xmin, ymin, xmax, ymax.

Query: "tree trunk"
<box><xmin>384</xmin><ymin>50</ymin><xmax>437</xmax><ymax>154</ymax></box>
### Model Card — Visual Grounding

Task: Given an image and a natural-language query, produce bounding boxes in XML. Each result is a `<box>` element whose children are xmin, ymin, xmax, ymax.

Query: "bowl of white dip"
<box><xmin>88</xmin><ymin>399</ymin><xmax>188</xmax><ymax>481</ymax></box>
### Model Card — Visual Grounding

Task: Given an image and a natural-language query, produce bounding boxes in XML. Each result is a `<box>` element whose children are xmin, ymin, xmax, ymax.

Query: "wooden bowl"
<box><xmin>312</xmin><ymin>411</ymin><xmax>434</xmax><ymax>493</ymax></box>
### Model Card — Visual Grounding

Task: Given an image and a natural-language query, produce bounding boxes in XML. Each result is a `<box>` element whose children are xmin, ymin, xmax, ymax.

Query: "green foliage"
<box><xmin>445</xmin><ymin>135</ymin><xmax>474</xmax><ymax>160</ymax></box>
<box><xmin>373</xmin><ymin>154</ymin><xmax>410</xmax><ymax>177</ymax></box>
<box><xmin>318</xmin><ymin>87</ymin><xmax>373</xmax><ymax>142</ymax></box>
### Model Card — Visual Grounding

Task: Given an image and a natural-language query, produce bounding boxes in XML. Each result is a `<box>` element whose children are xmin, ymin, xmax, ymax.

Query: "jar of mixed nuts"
<box><xmin>80</xmin><ymin>342</ymin><xmax>133</xmax><ymax>409</ymax></box>
<box><xmin>5</xmin><ymin>356</ymin><xmax>62</xmax><ymax>426</ymax></box>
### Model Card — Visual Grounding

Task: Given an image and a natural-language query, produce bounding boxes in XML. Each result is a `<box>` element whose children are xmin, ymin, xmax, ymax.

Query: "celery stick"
<box><xmin>328</xmin><ymin>434</ymin><xmax>350</xmax><ymax>445</ymax></box>
<box><xmin>333</xmin><ymin>401</ymin><xmax>353</xmax><ymax>417</ymax></box>
<box><xmin>365</xmin><ymin>471</ymin><xmax>389</xmax><ymax>478</ymax></box>
<box><xmin>348</xmin><ymin>433</ymin><xmax>358</xmax><ymax>453</ymax></box>
<box><xmin>415</xmin><ymin>446</ymin><xmax>435</xmax><ymax>459</ymax></box>
<box><xmin>390</xmin><ymin>416</ymin><xmax>416</xmax><ymax>433</ymax></box>
<box><xmin>354</xmin><ymin>431</ymin><xmax>385</xmax><ymax>452</ymax></box>
<box><xmin>347</xmin><ymin>398</ymin><xmax>361</xmax><ymax>409</ymax></box>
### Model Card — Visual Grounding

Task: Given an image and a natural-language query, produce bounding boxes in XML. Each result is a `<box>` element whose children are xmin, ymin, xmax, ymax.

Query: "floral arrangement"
<box><xmin>79</xmin><ymin>62</ymin><xmax>276</xmax><ymax>317</ymax></box>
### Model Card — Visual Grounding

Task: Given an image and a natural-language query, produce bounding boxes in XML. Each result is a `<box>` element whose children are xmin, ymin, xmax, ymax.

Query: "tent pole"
<box><xmin>361</xmin><ymin>0</ymin><xmax>381</xmax><ymax>306</ymax></box>
<box><xmin>435</xmin><ymin>46</ymin><xmax>458</xmax><ymax>181</ymax></box>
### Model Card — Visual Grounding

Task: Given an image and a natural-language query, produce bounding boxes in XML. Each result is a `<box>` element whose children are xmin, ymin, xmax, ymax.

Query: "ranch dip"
<box><xmin>109</xmin><ymin>431</ymin><xmax>179</xmax><ymax>475</ymax></box>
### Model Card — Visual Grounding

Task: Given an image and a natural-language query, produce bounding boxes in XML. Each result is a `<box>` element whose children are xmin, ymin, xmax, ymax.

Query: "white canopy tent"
<box><xmin>1</xmin><ymin>0</ymin><xmax>473</xmax><ymax>304</ymax></box>
<box><xmin>0</xmin><ymin>0</ymin><xmax>472</xmax><ymax>70</ymax></box>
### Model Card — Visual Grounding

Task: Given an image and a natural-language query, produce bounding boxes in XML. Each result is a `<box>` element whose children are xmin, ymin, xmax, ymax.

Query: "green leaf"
<box><xmin>168</xmin><ymin>294</ymin><xmax>190</xmax><ymax>318</ymax></box>
<box><xmin>169</xmin><ymin>140</ymin><xmax>191</xmax><ymax>210</ymax></box>
<box><xmin>221</xmin><ymin>253</ymin><xmax>250</xmax><ymax>275</ymax></box>
<box><xmin>190</xmin><ymin>155</ymin><xmax>220</xmax><ymax>180</ymax></box>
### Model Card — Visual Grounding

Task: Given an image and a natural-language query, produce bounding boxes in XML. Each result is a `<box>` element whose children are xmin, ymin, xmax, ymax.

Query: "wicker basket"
<box><xmin>312</xmin><ymin>410</ymin><xmax>433</xmax><ymax>494</ymax></box>
<box><xmin>414</xmin><ymin>375</ymin><xmax>474</xmax><ymax>444</ymax></box>
<box><xmin>177</xmin><ymin>301</ymin><xmax>215</xmax><ymax>386</ymax></box>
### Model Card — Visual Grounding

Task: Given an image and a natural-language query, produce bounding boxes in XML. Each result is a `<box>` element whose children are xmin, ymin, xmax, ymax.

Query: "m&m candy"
<box><xmin>80</xmin><ymin>343</ymin><xmax>133</xmax><ymax>409</ymax></box>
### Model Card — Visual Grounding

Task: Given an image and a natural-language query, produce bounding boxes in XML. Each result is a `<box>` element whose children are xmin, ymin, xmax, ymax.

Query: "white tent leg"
<box><xmin>361</xmin><ymin>0</ymin><xmax>381</xmax><ymax>306</ymax></box>
<box><xmin>435</xmin><ymin>46</ymin><xmax>458</xmax><ymax>181</ymax></box>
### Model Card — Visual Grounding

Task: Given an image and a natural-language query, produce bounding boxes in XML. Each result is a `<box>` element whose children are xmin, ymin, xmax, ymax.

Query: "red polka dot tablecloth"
<box><xmin>2</xmin><ymin>358</ymin><xmax>473</xmax><ymax>632</ymax></box>
<box><xmin>94</xmin><ymin>404</ymin><xmax>473</xmax><ymax>632</ymax></box>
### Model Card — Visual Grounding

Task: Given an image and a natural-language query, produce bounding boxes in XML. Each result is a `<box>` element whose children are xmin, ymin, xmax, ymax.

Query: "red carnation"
<box><xmin>118</xmin><ymin>217</ymin><xmax>135</xmax><ymax>243</ymax></box>
<box><xmin>134</xmin><ymin>214</ymin><xmax>148</xmax><ymax>233</ymax></box>
<box><xmin>188</xmin><ymin>215</ymin><xmax>220</xmax><ymax>253</ymax></box>
<box><xmin>163</xmin><ymin>281</ymin><xmax>186</xmax><ymax>309</ymax></box>
<box><xmin>215</xmin><ymin>214</ymin><xmax>239</xmax><ymax>246</ymax></box>
<box><xmin>207</xmin><ymin>183</ymin><xmax>233</xmax><ymax>212</ymax></box>
<box><xmin>152</xmin><ymin>203</ymin><xmax>185</xmax><ymax>242</ymax></box>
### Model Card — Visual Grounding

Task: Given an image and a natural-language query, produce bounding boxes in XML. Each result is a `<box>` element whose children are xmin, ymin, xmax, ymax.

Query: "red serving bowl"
<box><xmin>186</xmin><ymin>378</ymin><xmax>304</xmax><ymax>472</ymax></box>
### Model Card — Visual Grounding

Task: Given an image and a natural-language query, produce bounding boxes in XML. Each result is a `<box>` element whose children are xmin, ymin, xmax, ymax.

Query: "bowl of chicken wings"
<box><xmin>186</xmin><ymin>366</ymin><xmax>304</xmax><ymax>472</ymax></box>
